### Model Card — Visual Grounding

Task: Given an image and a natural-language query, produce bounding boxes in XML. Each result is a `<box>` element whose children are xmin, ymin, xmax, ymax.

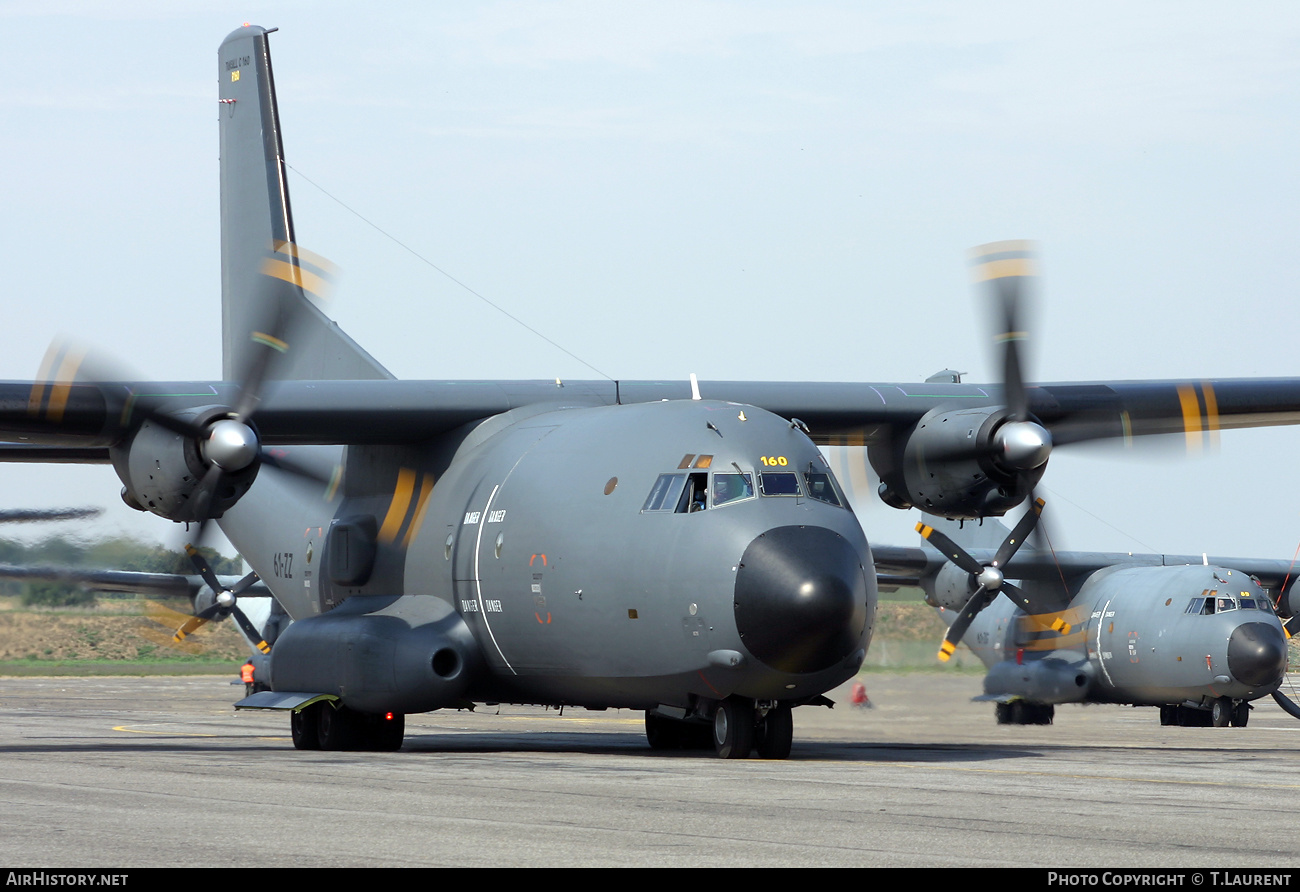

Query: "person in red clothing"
<box><xmin>241</xmin><ymin>660</ymin><xmax>256</xmax><ymax>696</ymax></box>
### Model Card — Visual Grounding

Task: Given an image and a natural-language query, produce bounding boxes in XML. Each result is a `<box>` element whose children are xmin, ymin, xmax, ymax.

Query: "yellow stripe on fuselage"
<box><xmin>378</xmin><ymin>468</ymin><xmax>417</xmax><ymax>544</ymax></box>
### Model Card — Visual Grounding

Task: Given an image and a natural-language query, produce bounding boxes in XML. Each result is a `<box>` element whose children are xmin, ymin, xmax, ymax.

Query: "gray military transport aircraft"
<box><xmin>874</xmin><ymin>512</ymin><xmax>1298</xmax><ymax>727</ymax></box>
<box><xmin>4</xmin><ymin>25</ymin><xmax>1300</xmax><ymax>757</ymax></box>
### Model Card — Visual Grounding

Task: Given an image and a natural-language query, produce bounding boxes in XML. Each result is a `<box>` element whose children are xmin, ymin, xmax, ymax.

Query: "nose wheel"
<box><xmin>712</xmin><ymin>697</ymin><xmax>755</xmax><ymax>758</ymax></box>
<box><xmin>754</xmin><ymin>704</ymin><xmax>793</xmax><ymax>759</ymax></box>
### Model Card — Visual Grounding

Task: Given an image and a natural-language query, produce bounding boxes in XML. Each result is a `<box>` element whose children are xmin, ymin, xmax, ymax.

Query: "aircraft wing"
<box><xmin>870</xmin><ymin>541</ymin><xmax>1300</xmax><ymax>593</ymax></box>
<box><xmin>869</xmin><ymin>544</ymin><xmax>933</xmax><ymax>586</ymax></box>
<box><xmin>2</xmin><ymin>376</ymin><xmax>1299</xmax><ymax>448</ymax></box>
<box><xmin>0</xmin><ymin>564</ymin><xmax>272</xmax><ymax>598</ymax></box>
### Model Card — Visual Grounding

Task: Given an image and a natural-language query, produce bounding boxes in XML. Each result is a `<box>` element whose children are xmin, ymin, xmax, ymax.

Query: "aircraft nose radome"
<box><xmin>733</xmin><ymin>526</ymin><xmax>868</xmax><ymax>675</ymax></box>
<box><xmin>1227</xmin><ymin>622</ymin><xmax>1288</xmax><ymax>688</ymax></box>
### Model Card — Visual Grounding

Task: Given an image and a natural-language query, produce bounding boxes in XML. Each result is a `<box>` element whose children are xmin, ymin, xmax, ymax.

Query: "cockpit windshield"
<box><xmin>712</xmin><ymin>473</ymin><xmax>754</xmax><ymax>506</ymax></box>
<box><xmin>759</xmin><ymin>472</ymin><xmax>800</xmax><ymax>496</ymax></box>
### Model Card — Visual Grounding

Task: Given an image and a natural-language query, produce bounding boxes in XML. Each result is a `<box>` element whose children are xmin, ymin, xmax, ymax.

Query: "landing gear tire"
<box><xmin>645</xmin><ymin>713</ymin><xmax>682</xmax><ymax>750</ymax></box>
<box><xmin>995</xmin><ymin>701</ymin><xmax>1053</xmax><ymax>725</ymax></box>
<box><xmin>1211</xmin><ymin>697</ymin><xmax>1233</xmax><ymax>728</ymax></box>
<box><xmin>755</xmin><ymin>705</ymin><xmax>793</xmax><ymax>760</ymax></box>
<box><xmin>1177</xmin><ymin>705</ymin><xmax>1212</xmax><ymax>727</ymax></box>
<box><xmin>1231</xmin><ymin>700</ymin><xmax>1250</xmax><ymax>728</ymax></box>
<box><xmin>318</xmin><ymin>703</ymin><xmax>362</xmax><ymax>751</ymax></box>
<box><xmin>713</xmin><ymin>697</ymin><xmax>755</xmax><ymax>759</ymax></box>
<box><xmin>366</xmin><ymin>713</ymin><xmax>405</xmax><ymax>751</ymax></box>
<box><xmin>291</xmin><ymin>703</ymin><xmax>322</xmax><ymax>750</ymax></box>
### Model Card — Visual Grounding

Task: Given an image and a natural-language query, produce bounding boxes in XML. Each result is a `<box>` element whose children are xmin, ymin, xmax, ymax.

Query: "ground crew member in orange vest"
<box><xmin>241</xmin><ymin>660</ymin><xmax>256</xmax><ymax>696</ymax></box>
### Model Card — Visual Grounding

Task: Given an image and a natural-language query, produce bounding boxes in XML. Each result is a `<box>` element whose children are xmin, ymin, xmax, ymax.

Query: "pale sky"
<box><xmin>0</xmin><ymin>2</ymin><xmax>1297</xmax><ymax>561</ymax></box>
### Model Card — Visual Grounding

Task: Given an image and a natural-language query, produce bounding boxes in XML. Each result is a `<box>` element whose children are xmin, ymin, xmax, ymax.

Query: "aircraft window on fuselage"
<box><xmin>1217</xmin><ymin>597</ymin><xmax>1237</xmax><ymax>613</ymax></box>
<box><xmin>682</xmin><ymin>472</ymin><xmax>709</xmax><ymax>513</ymax></box>
<box><xmin>642</xmin><ymin>474</ymin><xmax>687</xmax><ymax>512</ymax></box>
<box><xmin>1239</xmin><ymin>598</ymin><xmax>1258</xmax><ymax>610</ymax></box>
<box><xmin>803</xmin><ymin>471</ymin><xmax>844</xmax><ymax>507</ymax></box>
<box><xmin>712</xmin><ymin>473</ymin><xmax>754</xmax><ymax>507</ymax></box>
<box><xmin>759</xmin><ymin>472</ymin><xmax>801</xmax><ymax>496</ymax></box>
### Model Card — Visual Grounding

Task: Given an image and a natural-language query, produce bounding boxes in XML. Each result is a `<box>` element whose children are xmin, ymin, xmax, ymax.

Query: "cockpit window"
<box><xmin>1239</xmin><ymin>598</ymin><xmax>1258</xmax><ymax>610</ymax></box>
<box><xmin>759</xmin><ymin>472</ymin><xmax>801</xmax><ymax>496</ymax></box>
<box><xmin>642</xmin><ymin>472</ymin><xmax>713</xmax><ymax>513</ymax></box>
<box><xmin>1217</xmin><ymin>597</ymin><xmax>1237</xmax><ymax>613</ymax></box>
<box><xmin>642</xmin><ymin>474</ymin><xmax>687</xmax><ymax>512</ymax></box>
<box><xmin>712</xmin><ymin>473</ymin><xmax>754</xmax><ymax>507</ymax></box>
<box><xmin>803</xmin><ymin>471</ymin><xmax>844</xmax><ymax>507</ymax></box>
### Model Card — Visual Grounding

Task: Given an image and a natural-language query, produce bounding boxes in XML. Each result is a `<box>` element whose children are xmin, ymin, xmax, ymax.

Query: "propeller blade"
<box><xmin>970</xmin><ymin>240</ymin><xmax>1037</xmax><ymax>423</ymax></box>
<box><xmin>189</xmin><ymin>464</ymin><xmax>226</xmax><ymax>527</ymax></box>
<box><xmin>939</xmin><ymin>585</ymin><xmax>990</xmax><ymax>662</ymax></box>
<box><xmin>0</xmin><ymin>507</ymin><xmax>102</xmax><ymax>523</ymax></box>
<box><xmin>172</xmin><ymin>612</ymin><xmax>211</xmax><ymax>643</ymax></box>
<box><xmin>184</xmin><ymin>542</ymin><xmax>223</xmax><ymax>593</ymax></box>
<box><xmin>233</xmin><ymin>242</ymin><xmax>337</xmax><ymax>423</ymax></box>
<box><xmin>258</xmin><ymin>448</ymin><xmax>333</xmax><ymax>485</ymax></box>
<box><xmin>230</xmin><ymin>570</ymin><xmax>261</xmax><ymax>596</ymax></box>
<box><xmin>230</xmin><ymin>605</ymin><xmax>271</xmax><ymax>654</ymax></box>
<box><xmin>916</xmin><ymin>522</ymin><xmax>984</xmax><ymax>576</ymax></box>
<box><xmin>992</xmin><ymin>497</ymin><xmax>1044</xmax><ymax>568</ymax></box>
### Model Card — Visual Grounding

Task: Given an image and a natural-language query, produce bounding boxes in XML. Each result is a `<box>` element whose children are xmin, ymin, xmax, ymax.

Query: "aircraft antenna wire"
<box><xmin>286</xmin><ymin>164</ymin><xmax>614</xmax><ymax>382</ymax></box>
<box><xmin>1036</xmin><ymin>484</ymin><xmax>1159</xmax><ymax>554</ymax></box>
<box><xmin>1034</xmin><ymin>515</ymin><xmax>1072</xmax><ymax>603</ymax></box>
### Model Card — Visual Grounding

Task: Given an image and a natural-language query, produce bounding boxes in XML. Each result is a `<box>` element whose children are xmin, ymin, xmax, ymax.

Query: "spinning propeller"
<box><xmin>918</xmin><ymin>242</ymin><xmax>1072</xmax><ymax>660</ymax></box>
<box><xmin>975</xmin><ymin>241</ymin><xmax>1054</xmax><ymax>473</ymax></box>
<box><xmin>35</xmin><ymin>241</ymin><xmax>339</xmax><ymax>646</ymax></box>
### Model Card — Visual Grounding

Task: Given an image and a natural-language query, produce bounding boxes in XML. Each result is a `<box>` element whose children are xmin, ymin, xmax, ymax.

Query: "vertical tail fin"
<box><xmin>218</xmin><ymin>25</ymin><xmax>392</xmax><ymax>382</ymax></box>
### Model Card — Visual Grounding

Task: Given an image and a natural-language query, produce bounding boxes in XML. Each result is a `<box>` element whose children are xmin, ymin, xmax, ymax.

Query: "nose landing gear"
<box><xmin>644</xmin><ymin>699</ymin><xmax>795</xmax><ymax>759</ymax></box>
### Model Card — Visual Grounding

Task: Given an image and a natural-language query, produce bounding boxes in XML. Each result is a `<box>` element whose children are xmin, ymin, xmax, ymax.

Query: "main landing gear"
<box><xmin>995</xmin><ymin>701</ymin><xmax>1054</xmax><ymax>725</ymax></box>
<box><xmin>645</xmin><ymin>698</ymin><xmax>794</xmax><ymax>759</ymax></box>
<box><xmin>1160</xmin><ymin>698</ymin><xmax>1250</xmax><ymax>728</ymax></box>
<box><xmin>291</xmin><ymin>701</ymin><xmax>406</xmax><ymax>751</ymax></box>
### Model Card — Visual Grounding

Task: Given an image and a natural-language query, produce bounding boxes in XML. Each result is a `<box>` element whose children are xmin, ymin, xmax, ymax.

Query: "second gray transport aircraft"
<box><xmin>872</xmin><ymin>510</ymin><xmax>1298</xmax><ymax>728</ymax></box>
<box><xmin>3</xmin><ymin>25</ymin><xmax>1300</xmax><ymax>757</ymax></box>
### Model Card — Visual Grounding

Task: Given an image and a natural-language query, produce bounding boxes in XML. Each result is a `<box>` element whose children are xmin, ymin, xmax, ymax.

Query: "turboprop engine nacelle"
<box><xmin>924</xmin><ymin>561</ymin><xmax>977</xmax><ymax>612</ymax></box>
<box><xmin>109</xmin><ymin>406</ymin><xmax>259</xmax><ymax>522</ymax></box>
<box><xmin>872</xmin><ymin>407</ymin><xmax>1050</xmax><ymax>519</ymax></box>
<box><xmin>267</xmin><ymin>595</ymin><xmax>483</xmax><ymax>715</ymax></box>
<box><xmin>1273</xmin><ymin>580</ymin><xmax>1300</xmax><ymax>620</ymax></box>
